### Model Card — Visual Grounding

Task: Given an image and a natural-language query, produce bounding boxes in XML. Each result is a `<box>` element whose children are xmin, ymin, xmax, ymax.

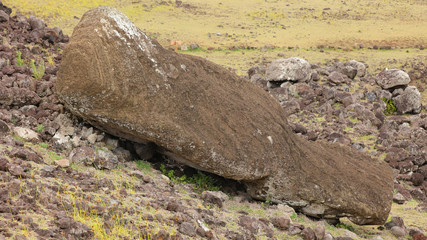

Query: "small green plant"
<box><xmin>261</xmin><ymin>194</ymin><xmax>273</xmax><ymax>209</ymax></box>
<box><xmin>48</xmin><ymin>151</ymin><xmax>62</xmax><ymax>162</ymax></box>
<box><xmin>336</xmin><ymin>222</ymin><xmax>356</xmax><ymax>233</ymax></box>
<box><xmin>290</xmin><ymin>212</ymin><xmax>305</xmax><ymax>223</ymax></box>
<box><xmin>135</xmin><ymin>160</ymin><xmax>152</xmax><ymax>174</ymax></box>
<box><xmin>30</xmin><ymin>59</ymin><xmax>45</xmax><ymax>80</ymax></box>
<box><xmin>290</xmin><ymin>213</ymin><xmax>297</xmax><ymax>220</ymax></box>
<box><xmin>349</xmin><ymin>116</ymin><xmax>360</xmax><ymax>123</ymax></box>
<box><xmin>344</xmin><ymin>126</ymin><xmax>353</xmax><ymax>132</ymax></box>
<box><xmin>39</xmin><ymin>142</ymin><xmax>48</xmax><ymax>148</ymax></box>
<box><xmin>160</xmin><ymin>164</ymin><xmax>219</xmax><ymax>192</ymax></box>
<box><xmin>382</xmin><ymin>98</ymin><xmax>397</xmax><ymax>115</ymax></box>
<box><xmin>36</xmin><ymin>124</ymin><xmax>44</xmax><ymax>133</ymax></box>
<box><xmin>160</xmin><ymin>164</ymin><xmax>185</xmax><ymax>182</ymax></box>
<box><xmin>95</xmin><ymin>146</ymin><xmax>108</xmax><ymax>153</ymax></box>
<box><xmin>12</xmin><ymin>134</ymin><xmax>24</xmax><ymax>143</ymax></box>
<box><xmin>187</xmin><ymin>171</ymin><xmax>219</xmax><ymax>193</ymax></box>
<box><xmin>16</xmin><ymin>50</ymin><xmax>24</xmax><ymax>66</ymax></box>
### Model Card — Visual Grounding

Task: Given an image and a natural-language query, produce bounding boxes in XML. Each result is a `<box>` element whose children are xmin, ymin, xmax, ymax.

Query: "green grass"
<box><xmin>349</xmin><ymin>116</ymin><xmax>360</xmax><ymax>123</ymax></box>
<box><xmin>30</xmin><ymin>59</ymin><xmax>45</xmax><ymax>80</ymax></box>
<box><xmin>382</xmin><ymin>98</ymin><xmax>397</xmax><ymax>115</ymax></box>
<box><xmin>336</xmin><ymin>222</ymin><xmax>357</xmax><ymax>233</ymax></box>
<box><xmin>160</xmin><ymin>164</ymin><xmax>219</xmax><ymax>193</ymax></box>
<box><xmin>15</xmin><ymin>50</ymin><xmax>24</xmax><ymax>66</ymax></box>
<box><xmin>187</xmin><ymin>171</ymin><xmax>219</xmax><ymax>193</ymax></box>
<box><xmin>12</xmin><ymin>135</ymin><xmax>25</xmax><ymax>143</ymax></box>
<box><xmin>48</xmin><ymin>151</ymin><xmax>62</xmax><ymax>162</ymax></box>
<box><xmin>290</xmin><ymin>213</ymin><xmax>305</xmax><ymax>223</ymax></box>
<box><xmin>344</xmin><ymin>126</ymin><xmax>353</xmax><ymax>132</ymax></box>
<box><xmin>36</xmin><ymin>124</ymin><xmax>44</xmax><ymax>133</ymax></box>
<box><xmin>135</xmin><ymin>160</ymin><xmax>152</xmax><ymax>175</ymax></box>
<box><xmin>39</xmin><ymin>142</ymin><xmax>48</xmax><ymax>148</ymax></box>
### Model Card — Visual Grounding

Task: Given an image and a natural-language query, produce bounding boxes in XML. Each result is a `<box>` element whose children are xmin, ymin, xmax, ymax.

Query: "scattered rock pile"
<box><xmin>251</xmin><ymin>56</ymin><xmax>427</xmax><ymax>206</ymax></box>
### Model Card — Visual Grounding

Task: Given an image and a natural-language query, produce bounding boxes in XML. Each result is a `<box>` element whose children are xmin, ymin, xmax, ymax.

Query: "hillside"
<box><xmin>0</xmin><ymin>1</ymin><xmax>426</xmax><ymax>240</ymax></box>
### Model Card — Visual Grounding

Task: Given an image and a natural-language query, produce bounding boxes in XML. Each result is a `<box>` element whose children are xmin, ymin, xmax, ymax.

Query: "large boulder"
<box><xmin>265</xmin><ymin>57</ymin><xmax>312</xmax><ymax>82</ymax></box>
<box><xmin>346</xmin><ymin>60</ymin><xmax>366</xmax><ymax>78</ymax></box>
<box><xmin>376</xmin><ymin>69</ymin><xmax>411</xmax><ymax>89</ymax></box>
<box><xmin>393</xmin><ymin>86</ymin><xmax>422</xmax><ymax>114</ymax></box>
<box><xmin>0</xmin><ymin>1</ymin><xmax>11</xmax><ymax>16</ymax></box>
<box><xmin>56</xmin><ymin>6</ymin><xmax>393</xmax><ymax>225</ymax></box>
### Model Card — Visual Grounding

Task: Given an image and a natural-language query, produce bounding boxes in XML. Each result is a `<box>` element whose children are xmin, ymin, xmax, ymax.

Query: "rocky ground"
<box><xmin>0</xmin><ymin>2</ymin><xmax>426</xmax><ymax>240</ymax></box>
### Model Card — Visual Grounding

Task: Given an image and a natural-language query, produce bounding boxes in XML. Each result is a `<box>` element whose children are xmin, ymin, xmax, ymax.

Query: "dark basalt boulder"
<box><xmin>56</xmin><ymin>6</ymin><xmax>393</xmax><ymax>225</ymax></box>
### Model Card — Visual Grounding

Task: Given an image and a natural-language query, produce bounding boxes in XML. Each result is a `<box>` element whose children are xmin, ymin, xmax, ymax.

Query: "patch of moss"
<box><xmin>382</xmin><ymin>98</ymin><xmax>397</xmax><ymax>115</ymax></box>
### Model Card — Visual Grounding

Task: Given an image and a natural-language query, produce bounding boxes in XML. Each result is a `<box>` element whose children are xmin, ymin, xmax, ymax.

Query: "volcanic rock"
<box><xmin>56</xmin><ymin>6</ymin><xmax>393</xmax><ymax>225</ymax></box>
<box><xmin>301</xmin><ymin>227</ymin><xmax>316</xmax><ymax>240</ymax></box>
<box><xmin>390</xmin><ymin>226</ymin><xmax>406</xmax><ymax>238</ymax></box>
<box><xmin>393</xmin><ymin>86</ymin><xmax>422</xmax><ymax>114</ymax></box>
<box><xmin>0</xmin><ymin>119</ymin><xmax>9</xmax><ymax>135</ymax></box>
<box><xmin>328</xmin><ymin>71</ymin><xmax>349</xmax><ymax>85</ymax></box>
<box><xmin>28</xmin><ymin>16</ymin><xmax>46</xmax><ymax>31</ymax></box>
<box><xmin>270</xmin><ymin>216</ymin><xmax>290</xmax><ymax>230</ymax></box>
<box><xmin>0</xmin><ymin>156</ymin><xmax>8</xmax><ymax>171</ymax></box>
<box><xmin>376</xmin><ymin>69</ymin><xmax>411</xmax><ymax>89</ymax></box>
<box><xmin>0</xmin><ymin>1</ymin><xmax>11</xmax><ymax>15</ymax></box>
<box><xmin>393</xmin><ymin>193</ymin><xmax>406</xmax><ymax>204</ymax></box>
<box><xmin>13</xmin><ymin>127</ymin><xmax>39</xmax><ymax>142</ymax></box>
<box><xmin>202</xmin><ymin>191</ymin><xmax>227</xmax><ymax>208</ymax></box>
<box><xmin>334</xmin><ymin>62</ymin><xmax>357</xmax><ymax>79</ymax></box>
<box><xmin>179</xmin><ymin>222</ymin><xmax>196</xmax><ymax>237</ymax></box>
<box><xmin>0</xmin><ymin>87</ymin><xmax>41</xmax><ymax>106</ymax></box>
<box><xmin>346</xmin><ymin>60</ymin><xmax>366</xmax><ymax>77</ymax></box>
<box><xmin>265</xmin><ymin>57</ymin><xmax>312</xmax><ymax>82</ymax></box>
<box><xmin>0</xmin><ymin>10</ymin><xmax>9</xmax><ymax>22</ymax></box>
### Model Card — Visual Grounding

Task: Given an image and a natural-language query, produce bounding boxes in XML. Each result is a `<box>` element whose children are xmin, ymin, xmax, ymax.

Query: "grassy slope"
<box><xmin>4</xmin><ymin>0</ymin><xmax>427</xmax><ymax>49</ymax></box>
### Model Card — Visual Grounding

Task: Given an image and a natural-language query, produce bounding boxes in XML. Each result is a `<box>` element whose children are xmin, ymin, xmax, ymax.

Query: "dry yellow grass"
<box><xmin>4</xmin><ymin>0</ymin><xmax>427</xmax><ymax>49</ymax></box>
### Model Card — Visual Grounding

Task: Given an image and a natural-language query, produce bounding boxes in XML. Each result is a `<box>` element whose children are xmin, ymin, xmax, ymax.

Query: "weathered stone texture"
<box><xmin>56</xmin><ymin>6</ymin><xmax>393</xmax><ymax>225</ymax></box>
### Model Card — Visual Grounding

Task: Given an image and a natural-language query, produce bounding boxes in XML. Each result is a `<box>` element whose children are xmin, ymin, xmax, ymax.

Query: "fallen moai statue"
<box><xmin>56</xmin><ymin>6</ymin><xmax>393</xmax><ymax>225</ymax></box>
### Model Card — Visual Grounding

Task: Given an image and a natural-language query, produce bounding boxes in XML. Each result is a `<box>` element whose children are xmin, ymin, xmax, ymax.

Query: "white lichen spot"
<box><xmin>101</xmin><ymin>9</ymin><xmax>170</xmax><ymax>87</ymax></box>
<box><xmin>211</xmin><ymin>149</ymin><xmax>218</xmax><ymax>160</ymax></box>
<box><xmin>180</xmin><ymin>64</ymin><xmax>187</xmax><ymax>71</ymax></box>
<box><xmin>106</xmin><ymin>11</ymin><xmax>144</xmax><ymax>42</ymax></box>
<box><xmin>197</xmin><ymin>220</ymin><xmax>210</xmax><ymax>232</ymax></box>
<box><xmin>267</xmin><ymin>136</ymin><xmax>273</xmax><ymax>144</ymax></box>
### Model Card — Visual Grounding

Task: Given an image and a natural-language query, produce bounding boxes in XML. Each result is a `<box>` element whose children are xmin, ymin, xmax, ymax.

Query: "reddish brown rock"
<box><xmin>0</xmin><ymin>157</ymin><xmax>8</xmax><ymax>171</ymax></box>
<box><xmin>271</xmin><ymin>216</ymin><xmax>290</xmax><ymax>230</ymax></box>
<box><xmin>0</xmin><ymin>87</ymin><xmax>41</xmax><ymax>106</ymax></box>
<box><xmin>56</xmin><ymin>6</ymin><xmax>393</xmax><ymax>225</ymax></box>
<box><xmin>376</xmin><ymin>69</ymin><xmax>410</xmax><ymax>89</ymax></box>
